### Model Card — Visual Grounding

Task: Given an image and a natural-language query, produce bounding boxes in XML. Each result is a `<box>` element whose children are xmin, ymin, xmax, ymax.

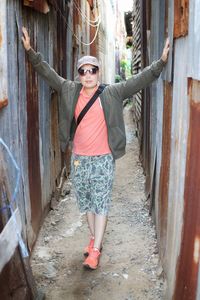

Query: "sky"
<box><xmin>117</xmin><ymin>0</ymin><xmax>133</xmax><ymax>12</ymax></box>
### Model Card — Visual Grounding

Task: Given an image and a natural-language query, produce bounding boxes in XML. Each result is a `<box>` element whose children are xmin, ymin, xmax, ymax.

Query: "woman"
<box><xmin>22</xmin><ymin>27</ymin><xmax>170</xmax><ymax>270</ymax></box>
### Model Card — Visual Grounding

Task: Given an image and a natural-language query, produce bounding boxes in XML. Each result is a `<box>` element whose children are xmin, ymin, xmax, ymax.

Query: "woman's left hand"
<box><xmin>161</xmin><ymin>37</ymin><xmax>170</xmax><ymax>62</ymax></box>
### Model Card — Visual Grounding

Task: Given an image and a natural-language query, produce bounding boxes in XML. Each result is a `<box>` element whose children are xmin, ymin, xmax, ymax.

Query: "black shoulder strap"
<box><xmin>76</xmin><ymin>84</ymin><xmax>106</xmax><ymax>126</ymax></box>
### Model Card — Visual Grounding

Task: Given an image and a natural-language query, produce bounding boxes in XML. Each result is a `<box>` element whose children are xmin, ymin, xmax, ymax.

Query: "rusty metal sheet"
<box><xmin>158</xmin><ymin>82</ymin><xmax>172</xmax><ymax>265</ymax></box>
<box><xmin>165</xmin><ymin>37</ymin><xmax>189</xmax><ymax>299</ymax></box>
<box><xmin>173</xmin><ymin>78</ymin><xmax>200</xmax><ymax>300</ymax></box>
<box><xmin>134</xmin><ymin>0</ymin><xmax>200</xmax><ymax>298</ymax></box>
<box><xmin>174</xmin><ymin>0</ymin><xmax>189</xmax><ymax>38</ymax></box>
<box><xmin>50</xmin><ymin>93</ymin><xmax>61</xmax><ymax>189</ymax></box>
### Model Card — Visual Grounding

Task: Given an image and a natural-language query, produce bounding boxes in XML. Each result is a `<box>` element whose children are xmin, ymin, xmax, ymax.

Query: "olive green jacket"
<box><xmin>27</xmin><ymin>48</ymin><xmax>165</xmax><ymax>159</ymax></box>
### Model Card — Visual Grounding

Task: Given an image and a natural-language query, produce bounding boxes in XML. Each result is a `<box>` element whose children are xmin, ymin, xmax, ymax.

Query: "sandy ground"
<box><xmin>31</xmin><ymin>106</ymin><xmax>166</xmax><ymax>300</ymax></box>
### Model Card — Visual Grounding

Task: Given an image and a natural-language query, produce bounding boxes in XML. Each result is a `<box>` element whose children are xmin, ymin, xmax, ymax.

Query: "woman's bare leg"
<box><xmin>94</xmin><ymin>214</ymin><xmax>107</xmax><ymax>250</ymax></box>
<box><xmin>86</xmin><ymin>212</ymin><xmax>95</xmax><ymax>238</ymax></box>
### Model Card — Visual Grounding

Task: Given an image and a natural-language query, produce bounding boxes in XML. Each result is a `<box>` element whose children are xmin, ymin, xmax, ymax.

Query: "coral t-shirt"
<box><xmin>73</xmin><ymin>87</ymin><xmax>111</xmax><ymax>156</ymax></box>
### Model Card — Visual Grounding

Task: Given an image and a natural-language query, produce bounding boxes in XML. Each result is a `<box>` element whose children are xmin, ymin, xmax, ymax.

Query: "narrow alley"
<box><xmin>31</xmin><ymin>106</ymin><xmax>165</xmax><ymax>300</ymax></box>
<box><xmin>1</xmin><ymin>1</ymin><xmax>200</xmax><ymax>299</ymax></box>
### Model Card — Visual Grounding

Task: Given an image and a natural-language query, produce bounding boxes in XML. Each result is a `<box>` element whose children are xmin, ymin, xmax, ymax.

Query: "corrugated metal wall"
<box><xmin>132</xmin><ymin>0</ymin><xmax>200</xmax><ymax>298</ymax></box>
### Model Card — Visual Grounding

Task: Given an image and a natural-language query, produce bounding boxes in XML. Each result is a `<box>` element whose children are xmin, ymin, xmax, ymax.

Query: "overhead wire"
<box><xmin>73</xmin><ymin>0</ymin><xmax>100</xmax><ymax>27</ymax></box>
<box><xmin>51</xmin><ymin>0</ymin><xmax>101</xmax><ymax>46</ymax></box>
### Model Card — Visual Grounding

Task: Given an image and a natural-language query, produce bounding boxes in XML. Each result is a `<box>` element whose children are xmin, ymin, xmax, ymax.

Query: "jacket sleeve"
<box><xmin>26</xmin><ymin>48</ymin><xmax>65</xmax><ymax>93</ymax></box>
<box><xmin>109</xmin><ymin>58</ymin><xmax>166</xmax><ymax>101</ymax></box>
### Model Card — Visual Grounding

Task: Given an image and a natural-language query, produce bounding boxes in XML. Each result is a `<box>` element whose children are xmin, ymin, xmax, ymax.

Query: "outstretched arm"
<box><xmin>109</xmin><ymin>38</ymin><xmax>170</xmax><ymax>100</ymax></box>
<box><xmin>21</xmin><ymin>27</ymin><xmax>65</xmax><ymax>92</ymax></box>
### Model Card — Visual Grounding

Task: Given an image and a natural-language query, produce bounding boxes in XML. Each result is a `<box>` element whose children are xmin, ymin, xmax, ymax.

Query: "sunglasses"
<box><xmin>78</xmin><ymin>67</ymin><xmax>99</xmax><ymax>76</ymax></box>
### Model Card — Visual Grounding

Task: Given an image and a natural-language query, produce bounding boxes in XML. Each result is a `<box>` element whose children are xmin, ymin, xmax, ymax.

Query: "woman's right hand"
<box><xmin>21</xmin><ymin>27</ymin><xmax>31</xmax><ymax>51</ymax></box>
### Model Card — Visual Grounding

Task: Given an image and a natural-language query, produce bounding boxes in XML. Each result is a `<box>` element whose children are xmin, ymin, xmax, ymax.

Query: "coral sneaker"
<box><xmin>83</xmin><ymin>237</ymin><xmax>95</xmax><ymax>257</ymax></box>
<box><xmin>83</xmin><ymin>247</ymin><xmax>101</xmax><ymax>270</ymax></box>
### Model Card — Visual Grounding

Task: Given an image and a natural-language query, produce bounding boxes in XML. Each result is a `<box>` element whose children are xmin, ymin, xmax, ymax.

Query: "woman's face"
<box><xmin>78</xmin><ymin>64</ymin><xmax>100</xmax><ymax>90</ymax></box>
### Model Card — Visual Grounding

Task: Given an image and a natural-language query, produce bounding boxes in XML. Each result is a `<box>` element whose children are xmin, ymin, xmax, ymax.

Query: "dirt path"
<box><xmin>31</xmin><ymin>106</ymin><xmax>165</xmax><ymax>300</ymax></box>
